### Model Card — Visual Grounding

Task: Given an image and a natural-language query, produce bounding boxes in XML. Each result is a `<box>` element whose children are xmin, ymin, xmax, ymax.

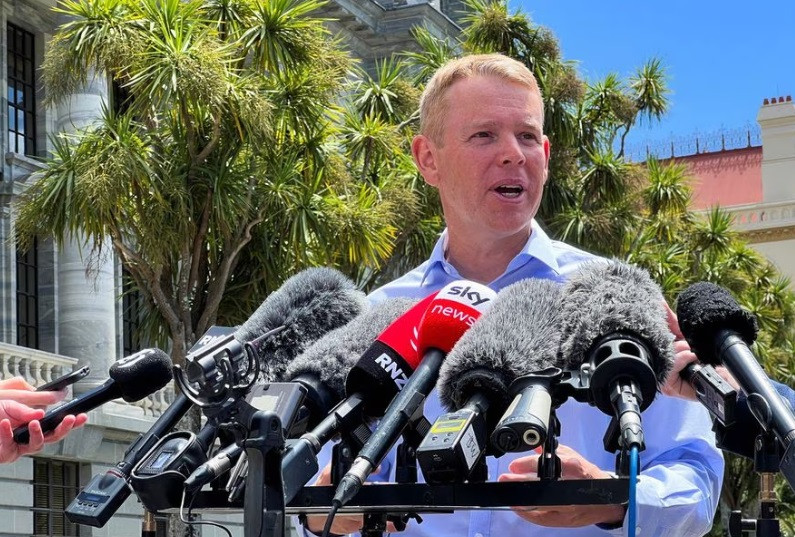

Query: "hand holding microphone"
<box><xmin>13</xmin><ymin>348</ymin><xmax>172</xmax><ymax>445</ymax></box>
<box><xmin>0</xmin><ymin>376</ymin><xmax>88</xmax><ymax>463</ymax></box>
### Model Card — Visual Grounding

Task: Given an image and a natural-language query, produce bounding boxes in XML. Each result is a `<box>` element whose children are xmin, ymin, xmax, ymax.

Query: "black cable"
<box><xmin>322</xmin><ymin>501</ymin><xmax>342</xmax><ymax>537</ymax></box>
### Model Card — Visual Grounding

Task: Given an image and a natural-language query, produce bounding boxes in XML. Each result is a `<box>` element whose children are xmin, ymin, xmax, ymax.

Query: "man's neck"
<box><xmin>444</xmin><ymin>228</ymin><xmax>531</xmax><ymax>284</ymax></box>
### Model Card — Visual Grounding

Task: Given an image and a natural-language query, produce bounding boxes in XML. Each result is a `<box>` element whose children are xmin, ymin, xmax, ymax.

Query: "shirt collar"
<box><xmin>421</xmin><ymin>220</ymin><xmax>561</xmax><ymax>285</ymax></box>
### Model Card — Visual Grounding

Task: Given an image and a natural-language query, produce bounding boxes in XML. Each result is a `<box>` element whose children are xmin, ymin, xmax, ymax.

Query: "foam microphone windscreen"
<box><xmin>235</xmin><ymin>267</ymin><xmax>368</xmax><ymax>381</ymax></box>
<box><xmin>283</xmin><ymin>298</ymin><xmax>418</xmax><ymax>401</ymax></box>
<box><xmin>558</xmin><ymin>260</ymin><xmax>674</xmax><ymax>386</ymax></box>
<box><xmin>676</xmin><ymin>281</ymin><xmax>759</xmax><ymax>365</ymax></box>
<box><xmin>108</xmin><ymin>348</ymin><xmax>173</xmax><ymax>402</ymax></box>
<box><xmin>437</xmin><ymin>278</ymin><xmax>563</xmax><ymax>411</ymax></box>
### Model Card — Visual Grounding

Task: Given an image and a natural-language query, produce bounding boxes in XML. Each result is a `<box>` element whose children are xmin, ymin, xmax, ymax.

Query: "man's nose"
<box><xmin>499</xmin><ymin>136</ymin><xmax>526</xmax><ymax>166</ymax></box>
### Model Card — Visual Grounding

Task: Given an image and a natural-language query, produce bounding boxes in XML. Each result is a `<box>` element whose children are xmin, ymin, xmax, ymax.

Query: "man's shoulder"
<box><xmin>547</xmin><ymin>239</ymin><xmax>604</xmax><ymax>277</ymax></box>
<box><xmin>368</xmin><ymin>261</ymin><xmax>433</xmax><ymax>303</ymax></box>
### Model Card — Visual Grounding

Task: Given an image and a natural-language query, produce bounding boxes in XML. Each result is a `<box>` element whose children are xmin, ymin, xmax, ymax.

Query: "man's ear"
<box><xmin>411</xmin><ymin>134</ymin><xmax>439</xmax><ymax>187</ymax></box>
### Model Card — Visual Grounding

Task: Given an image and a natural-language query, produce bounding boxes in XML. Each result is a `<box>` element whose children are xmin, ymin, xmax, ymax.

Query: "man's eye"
<box><xmin>521</xmin><ymin>132</ymin><xmax>538</xmax><ymax>141</ymax></box>
<box><xmin>473</xmin><ymin>131</ymin><xmax>491</xmax><ymax>138</ymax></box>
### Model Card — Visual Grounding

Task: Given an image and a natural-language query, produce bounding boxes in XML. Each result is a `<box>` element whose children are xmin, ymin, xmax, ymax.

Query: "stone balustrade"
<box><xmin>725</xmin><ymin>200</ymin><xmax>795</xmax><ymax>232</ymax></box>
<box><xmin>0</xmin><ymin>341</ymin><xmax>77</xmax><ymax>387</ymax></box>
<box><xmin>0</xmin><ymin>342</ymin><xmax>174</xmax><ymax>416</ymax></box>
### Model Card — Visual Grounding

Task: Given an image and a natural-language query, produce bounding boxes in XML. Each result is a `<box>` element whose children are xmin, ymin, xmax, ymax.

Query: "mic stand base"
<box><xmin>243</xmin><ymin>410</ymin><xmax>286</xmax><ymax>537</ymax></box>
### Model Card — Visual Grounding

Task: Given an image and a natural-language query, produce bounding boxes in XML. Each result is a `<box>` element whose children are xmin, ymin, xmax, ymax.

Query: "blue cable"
<box><xmin>628</xmin><ymin>446</ymin><xmax>639</xmax><ymax>537</ymax></box>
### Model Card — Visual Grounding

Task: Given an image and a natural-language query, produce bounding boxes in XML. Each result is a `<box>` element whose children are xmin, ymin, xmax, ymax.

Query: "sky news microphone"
<box><xmin>676</xmin><ymin>282</ymin><xmax>795</xmax><ymax>489</ymax></box>
<box><xmin>14</xmin><ymin>348</ymin><xmax>172</xmax><ymax>444</ymax></box>
<box><xmin>418</xmin><ymin>278</ymin><xmax>563</xmax><ymax>483</ymax></box>
<box><xmin>558</xmin><ymin>260</ymin><xmax>675</xmax><ymax>452</ymax></box>
<box><xmin>333</xmin><ymin>280</ymin><xmax>496</xmax><ymax>508</ymax></box>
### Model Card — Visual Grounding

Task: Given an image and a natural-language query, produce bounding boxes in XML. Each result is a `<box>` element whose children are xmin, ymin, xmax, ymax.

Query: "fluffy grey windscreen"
<box><xmin>438</xmin><ymin>278</ymin><xmax>564</xmax><ymax>411</ymax></box>
<box><xmin>557</xmin><ymin>260</ymin><xmax>674</xmax><ymax>385</ymax></box>
<box><xmin>235</xmin><ymin>267</ymin><xmax>368</xmax><ymax>381</ymax></box>
<box><xmin>283</xmin><ymin>298</ymin><xmax>418</xmax><ymax>400</ymax></box>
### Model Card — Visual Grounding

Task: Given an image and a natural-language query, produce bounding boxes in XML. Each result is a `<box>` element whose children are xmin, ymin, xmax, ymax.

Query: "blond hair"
<box><xmin>419</xmin><ymin>54</ymin><xmax>542</xmax><ymax>143</ymax></box>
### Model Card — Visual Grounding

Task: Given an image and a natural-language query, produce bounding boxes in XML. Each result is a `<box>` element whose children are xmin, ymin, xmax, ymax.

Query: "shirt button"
<box><xmin>474</xmin><ymin>533</ymin><xmax>484</xmax><ymax>537</ymax></box>
<box><xmin>636</xmin><ymin>527</ymin><xmax>642</xmax><ymax>534</ymax></box>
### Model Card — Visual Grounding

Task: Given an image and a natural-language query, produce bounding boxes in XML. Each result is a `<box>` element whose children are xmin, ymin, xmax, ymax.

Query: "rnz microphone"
<box><xmin>333</xmin><ymin>281</ymin><xmax>496</xmax><ymax>507</ymax></box>
<box><xmin>558</xmin><ymin>260</ymin><xmax>675</xmax><ymax>452</ymax></box>
<box><xmin>676</xmin><ymin>282</ymin><xmax>795</xmax><ymax>490</ymax></box>
<box><xmin>14</xmin><ymin>348</ymin><xmax>172</xmax><ymax>444</ymax></box>
<box><xmin>419</xmin><ymin>278</ymin><xmax>563</xmax><ymax>484</ymax></box>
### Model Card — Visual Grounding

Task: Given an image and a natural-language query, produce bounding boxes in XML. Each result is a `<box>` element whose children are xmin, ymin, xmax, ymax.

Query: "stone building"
<box><xmin>0</xmin><ymin>0</ymin><xmax>462</xmax><ymax>535</ymax></box>
<box><xmin>649</xmin><ymin>96</ymin><xmax>795</xmax><ymax>286</ymax></box>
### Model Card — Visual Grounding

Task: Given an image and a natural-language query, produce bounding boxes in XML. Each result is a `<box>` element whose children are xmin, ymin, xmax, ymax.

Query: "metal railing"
<box><xmin>626</xmin><ymin>125</ymin><xmax>762</xmax><ymax>162</ymax></box>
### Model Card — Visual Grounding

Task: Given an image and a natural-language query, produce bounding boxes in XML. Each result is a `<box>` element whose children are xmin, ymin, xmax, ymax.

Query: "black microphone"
<box><xmin>14</xmin><ymin>348</ymin><xmax>172</xmax><ymax>444</ymax></box>
<box><xmin>558</xmin><ymin>260</ymin><xmax>675</xmax><ymax>452</ymax></box>
<box><xmin>180</xmin><ymin>267</ymin><xmax>368</xmax><ymax>405</ymax></box>
<box><xmin>190</xmin><ymin>298</ymin><xmax>416</xmax><ymax>499</ymax></box>
<box><xmin>418</xmin><ymin>278</ymin><xmax>564</xmax><ymax>483</ymax></box>
<box><xmin>333</xmin><ymin>280</ymin><xmax>496</xmax><ymax>508</ymax></box>
<box><xmin>676</xmin><ymin>282</ymin><xmax>795</xmax><ymax>489</ymax></box>
<box><xmin>67</xmin><ymin>267</ymin><xmax>365</xmax><ymax>528</ymax></box>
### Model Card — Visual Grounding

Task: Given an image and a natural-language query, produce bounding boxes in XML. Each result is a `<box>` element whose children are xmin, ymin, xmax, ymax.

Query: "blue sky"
<box><xmin>514</xmin><ymin>1</ymin><xmax>795</xmax><ymax>155</ymax></box>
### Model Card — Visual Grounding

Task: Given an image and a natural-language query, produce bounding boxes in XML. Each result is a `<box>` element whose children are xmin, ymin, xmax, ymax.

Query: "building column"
<box><xmin>54</xmin><ymin>72</ymin><xmax>117</xmax><ymax>390</ymax></box>
<box><xmin>757</xmin><ymin>95</ymin><xmax>795</xmax><ymax>203</ymax></box>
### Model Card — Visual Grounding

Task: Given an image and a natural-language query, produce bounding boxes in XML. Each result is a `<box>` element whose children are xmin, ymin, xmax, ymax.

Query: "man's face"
<box><xmin>412</xmin><ymin>75</ymin><xmax>550</xmax><ymax>245</ymax></box>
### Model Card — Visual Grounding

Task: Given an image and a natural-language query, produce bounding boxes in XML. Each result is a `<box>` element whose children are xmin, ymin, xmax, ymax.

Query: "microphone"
<box><xmin>283</xmin><ymin>297</ymin><xmax>419</xmax><ymax>425</ymax></box>
<box><xmin>558</xmin><ymin>260</ymin><xmax>675</xmax><ymax>452</ymax></box>
<box><xmin>67</xmin><ymin>267</ymin><xmax>365</xmax><ymax>528</ymax></box>
<box><xmin>179</xmin><ymin>267</ymin><xmax>368</xmax><ymax>405</ymax></box>
<box><xmin>191</xmin><ymin>298</ymin><xmax>417</xmax><ymax>498</ymax></box>
<box><xmin>676</xmin><ymin>282</ymin><xmax>795</xmax><ymax>488</ymax></box>
<box><xmin>14</xmin><ymin>348</ymin><xmax>172</xmax><ymax>444</ymax></box>
<box><xmin>333</xmin><ymin>280</ymin><xmax>496</xmax><ymax>507</ymax></box>
<box><xmin>418</xmin><ymin>278</ymin><xmax>564</xmax><ymax>483</ymax></box>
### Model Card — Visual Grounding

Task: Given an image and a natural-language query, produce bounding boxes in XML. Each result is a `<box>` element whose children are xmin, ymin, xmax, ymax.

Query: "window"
<box><xmin>16</xmin><ymin>238</ymin><xmax>38</xmax><ymax>349</ymax></box>
<box><xmin>122</xmin><ymin>269</ymin><xmax>143</xmax><ymax>355</ymax></box>
<box><xmin>32</xmin><ymin>459</ymin><xmax>81</xmax><ymax>537</ymax></box>
<box><xmin>7</xmin><ymin>22</ymin><xmax>36</xmax><ymax>155</ymax></box>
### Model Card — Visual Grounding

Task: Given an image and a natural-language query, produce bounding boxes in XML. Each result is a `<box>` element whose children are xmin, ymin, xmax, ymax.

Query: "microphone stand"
<box><xmin>728</xmin><ymin>430</ymin><xmax>781</xmax><ymax>537</ymax></box>
<box><xmin>243</xmin><ymin>410</ymin><xmax>287</xmax><ymax>537</ymax></box>
<box><xmin>537</xmin><ymin>412</ymin><xmax>562</xmax><ymax>480</ymax></box>
<box><xmin>360</xmin><ymin>412</ymin><xmax>430</xmax><ymax>537</ymax></box>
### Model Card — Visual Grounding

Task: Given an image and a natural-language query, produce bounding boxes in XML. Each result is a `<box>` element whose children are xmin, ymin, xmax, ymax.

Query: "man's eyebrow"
<box><xmin>466</xmin><ymin>119</ymin><xmax>543</xmax><ymax>131</ymax></box>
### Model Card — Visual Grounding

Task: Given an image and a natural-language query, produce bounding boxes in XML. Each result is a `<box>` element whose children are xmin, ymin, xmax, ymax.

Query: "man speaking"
<box><xmin>302</xmin><ymin>54</ymin><xmax>723</xmax><ymax>537</ymax></box>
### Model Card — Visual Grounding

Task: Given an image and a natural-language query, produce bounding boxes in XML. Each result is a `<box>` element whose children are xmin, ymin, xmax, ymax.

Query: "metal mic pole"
<box><xmin>141</xmin><ymin>510</ymin><xmax>157</xmax><ymax>537</ymax></box>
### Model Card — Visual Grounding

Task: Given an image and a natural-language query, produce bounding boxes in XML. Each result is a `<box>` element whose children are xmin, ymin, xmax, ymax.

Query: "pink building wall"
<box><xmin>664</xmin><ymin>146</ymin><xmax>764</xmax><ymax>210</ymax></box>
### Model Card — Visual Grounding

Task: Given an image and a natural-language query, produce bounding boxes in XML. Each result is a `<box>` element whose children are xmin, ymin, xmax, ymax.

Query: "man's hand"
<box><xmin>660</xmin><ymin>303</ymin><xmax>738</xmax><ymax>400</ymax></box>
<box><xmin>497</xmin><ymin>445</ymin><xmax>626</xmax><ymax>528</ymax></box>
<box><xmin>0</xmin><ymin>377</ymin><xmax>88</xmax><ymax>463</ymax></box>
<box><xmin>304</xmin><ymin>464</ymin><xmax>399</xmax><ymax>535</ymax></box>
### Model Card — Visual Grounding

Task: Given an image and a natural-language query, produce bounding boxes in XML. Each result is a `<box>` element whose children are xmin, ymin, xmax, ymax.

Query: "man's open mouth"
<box><xmin>494</xmin><ymin>185</ymin><xmax>524</xmax><ymax>198</ymax></box>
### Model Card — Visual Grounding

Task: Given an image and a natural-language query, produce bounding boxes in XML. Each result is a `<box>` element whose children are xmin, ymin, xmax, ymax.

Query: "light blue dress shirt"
<box><xmin>304</xmin><ymin>221</ymin><xmax>724</xmax><ymax>537</ymax></box>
